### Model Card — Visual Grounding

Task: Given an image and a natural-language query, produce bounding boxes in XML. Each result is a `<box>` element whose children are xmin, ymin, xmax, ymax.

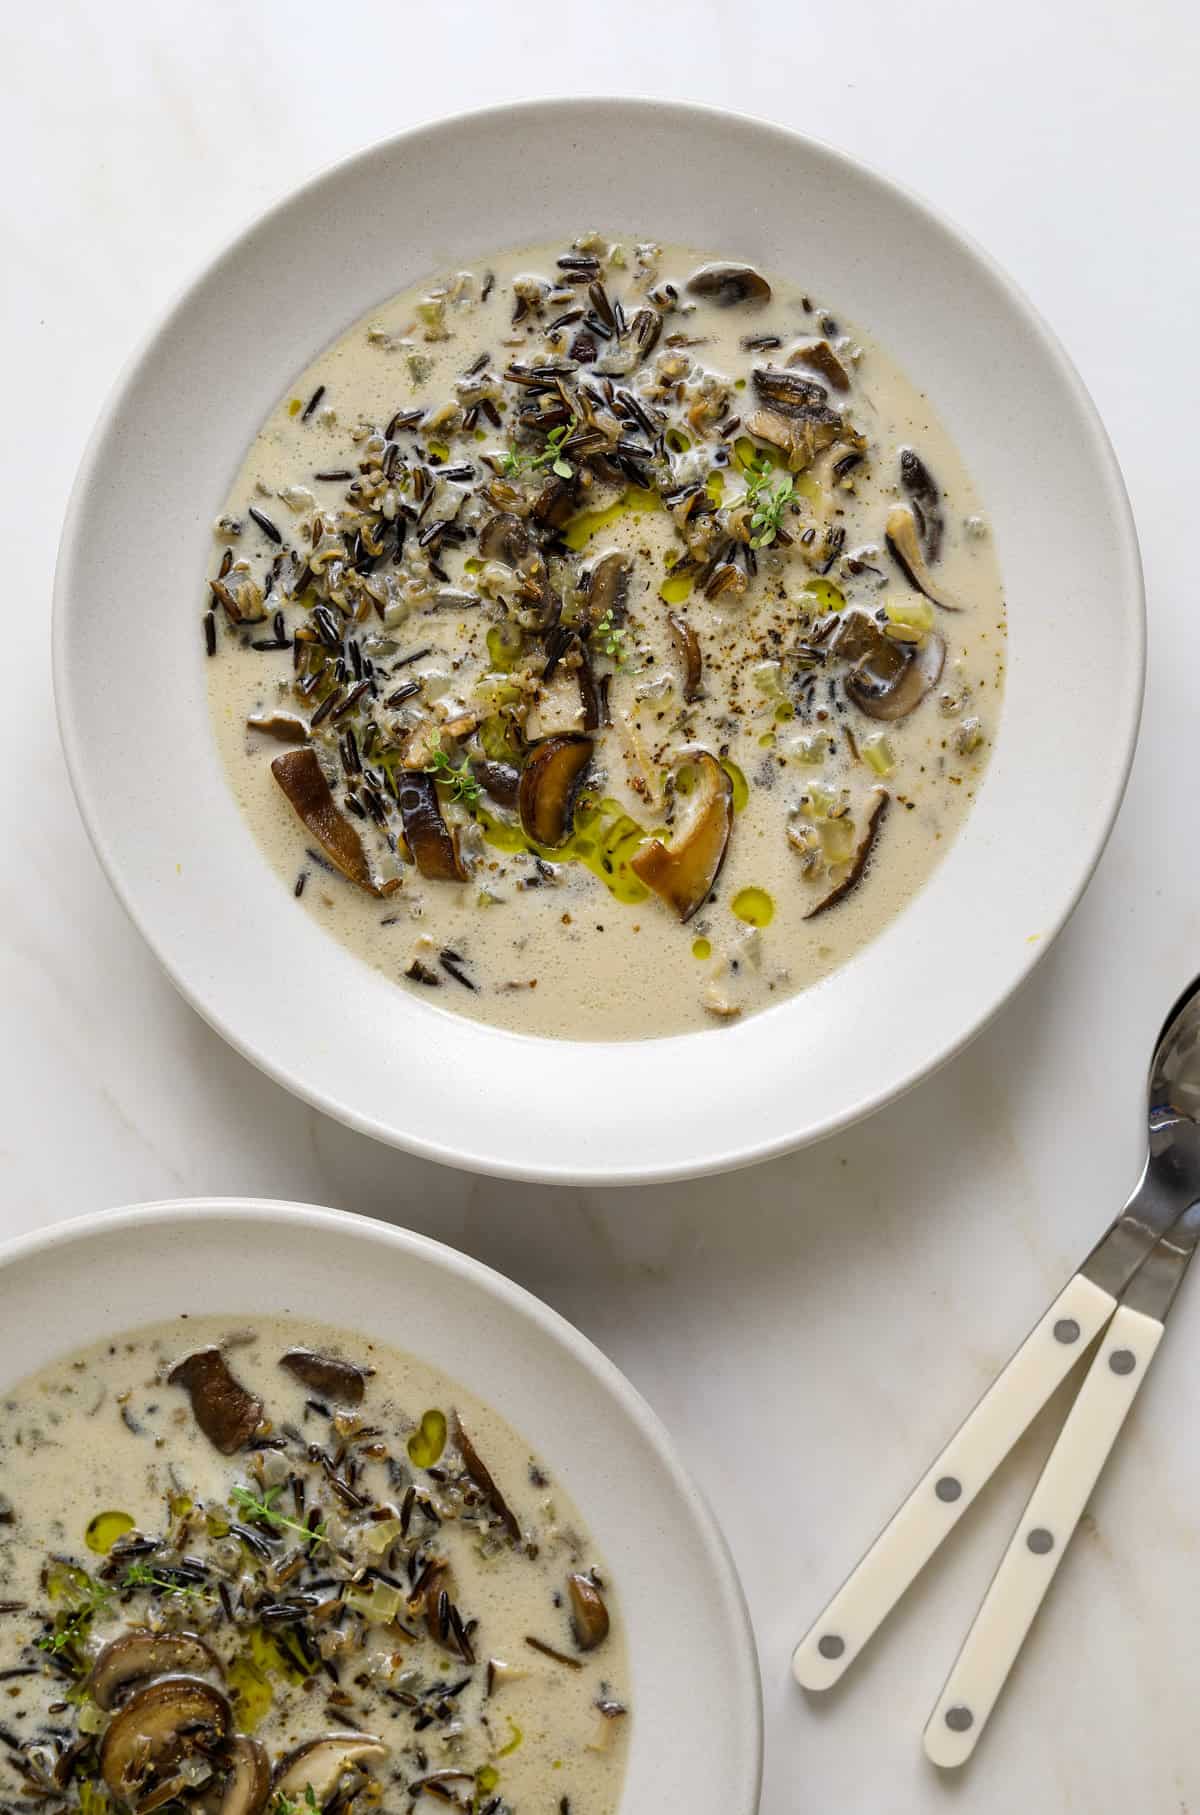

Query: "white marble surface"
<box><xmin>4</xmin><ymin>3</ymin><xmax>1199</xmax><ymax>1809</ymax></box>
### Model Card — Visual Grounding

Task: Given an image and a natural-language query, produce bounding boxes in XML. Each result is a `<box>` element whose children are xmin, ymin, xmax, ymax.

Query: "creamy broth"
<box><xmin>0</xmin><ymin>1315</ymin><xmax>628</xmax><ymax>1813</ymax></box>
<box><xmin>206</xmin><ymin>236</ymin><xmax>1005</xmax><ymax>1039</ymax></box>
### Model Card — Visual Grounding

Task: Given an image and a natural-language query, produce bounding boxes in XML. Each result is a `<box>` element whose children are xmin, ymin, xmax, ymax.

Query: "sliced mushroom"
<box><xmin>167</xmin><ymin>1349</ymin><xmax>263</xmax><ymax>1455</ymax></box>
<box><xmin>454</xmin><ymin>1413</ymin><xmax>522</xmax><ymax>1545</ymax></box>
<box><xmin>885</xmin><ymin>505</ymin><xmax>963</xmax><ymax>611</ymax></box>
<box><xmin>751</xmin><ymin>366</ymin><xmax>840</xmax><ymax>424</ymax></box>
<box><xmin>668</xmin><ymin>612</ymin><xmax>703</xmax><ymax>702</ymax></box>
<box><xmin>583</xmin><ymin>551</ymin><xmax>631</xmax><ymax>632</ymax></box>
<box><xmin>567</xmin><ymin>1574</ymin><xmax>610</xmax><ymax>1652</ymax></box>
<box><xmin>271</xmin><ymin>1734</ymin><xmax>388</xmax><ymax>1805</ymax></box>
<box><xmin>477</xmin><ymin>512</ymin><xmax>531</xmax><ymax>567</ymax></box>
<box><xmin>631</xmin><ymin>751</ymin><xmax>733</xmax><ymax>922</ymax></box>
<box><xmin>470</xmin><ymin>758</ymin><xmax>521</xmax><ymax>809</ymax></box>
<box><xmin>271</xmin><ymin>749</ymin><xmax>379</xmax><ymax>895</ymax></box>
<box><xmin>838</xmin><ymin>613</ymin><xmax>945</xmax><ymax>721</ymax></box>
<box><xmin>518</xmin><ymin>735</ymin><xmax>592</xmax><ymax>847</ymax></box>
<box><xmin>90</xmin><ymin>1631</ymin><xmax>224</xmax><ymax>1711</ymax></box>
<box><xmin>530</xmin><ymin>475</ymin><xmax>577</xmax><ymax>529</ymax></box>
<box><xmin>99</xmin><ymin>1675</ymin><xmax>232</xmax><ymax>1800</ymax></box>
<box><xmin>246</xmin><ymin>711</ymin><xmax>309</xmax><ymax>744</ymax></box>
<box><xmin>804</xmin><ymin>789</ymin><xmax>890</xmax><ymax>920</ymax></box>
<box><xmin>397</xmin><ymin>773</ymin><xmax>468</xmax><ymax>881</ymax></box>
<box><xmin>279</xmin><ymin>1349</ymin><xmax>367</xmax><ymax>1406</ymax></box>
<box><xmin>787</xmin><ymin>339</ymin><xmax>851</xmax><ymax>393</ymax></box>
<box><xmin>686</xmin><ymin>262</ymin><xmax>772</xmax><ymax>308</ymax></box>
<box><xmin>218</xmin><ymin>1737</ymin><xmax>270</xmax><ymax>1815</ymax></box>
<box><xmin>744</xmin><ymin>407</ymin><xmax>841</xmax><ymax>473</ymax></box>
<box><xmin>899</xmin><ymin>448</ymin><xmax>944</xmax><ymax>563</ymax></box>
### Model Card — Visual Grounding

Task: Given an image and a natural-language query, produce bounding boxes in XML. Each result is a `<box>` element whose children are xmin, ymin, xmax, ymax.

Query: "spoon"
<box><xmin>793</xmin><ymin>975</ymin><xmax>1200</xmax><ymax>1762</ymax></box>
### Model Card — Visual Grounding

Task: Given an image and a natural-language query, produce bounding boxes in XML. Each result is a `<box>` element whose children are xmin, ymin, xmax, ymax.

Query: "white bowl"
<box><xmin>54</xmin><ymin>99</ymin><xmax>1143</xmax><ymax>1184</ymax></box>
<box><xmin>0</xmin><ymin>1198</ymin><xmax>762</xmax><ymax>1811</ymax></box>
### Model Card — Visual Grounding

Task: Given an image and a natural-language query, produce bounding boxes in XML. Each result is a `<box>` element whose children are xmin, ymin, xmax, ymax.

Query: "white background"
<box><xmin>5</xmin><ymin>3</ymin><xmax>1200</xmax><ymax>1809</ymax></box>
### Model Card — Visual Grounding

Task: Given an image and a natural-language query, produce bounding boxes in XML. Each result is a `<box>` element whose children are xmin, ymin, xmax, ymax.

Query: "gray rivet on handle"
<box><xmin>817</xmin><ymin>1634</ymin><xmax>845</xmax><ymax>1660</ymax></box>
<box><xmin>935</xmin><ymin>1475</ymin><xmax>962</xmax><ymax>1503</ymax></box>
<box><xmin>1109</xmin><ymin>1349</ymin><xmax>1137</xmax><ymax>1376</ymax></box>
<box><xmin>1054</xmin><ymin>1318</ymin><xmax>1081</xmax><ymax>1344</ymax></box>
<box><xmin>945</xmin><ymin>1705</ymin><xmax>974</xmax><ymax>1733</ymax></box>
<box><xmin>1027</xmin><ymin>1527</ymin><xmax>1054</xmax><ymax>1555</ymax></box>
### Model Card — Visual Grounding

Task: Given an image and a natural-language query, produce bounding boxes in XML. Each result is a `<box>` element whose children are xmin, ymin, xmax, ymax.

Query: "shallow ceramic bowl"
<box><xmin>54</xmin><ymin>100</ymin><xmax>1143</xmax><ymax>1183</ymax></box>
<box><xmin>0</xmin><ymin>1198</ymin><xmax>762</xmax><ymax>1810</ymax></box>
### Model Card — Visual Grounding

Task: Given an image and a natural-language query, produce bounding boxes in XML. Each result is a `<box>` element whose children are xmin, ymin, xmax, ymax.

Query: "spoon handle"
<box><xmin>923</xmin><ymin>1302</ymin><xmax>1162</xmax><ymax>1765</ymax></box>
<box><xmin>792</xmin><ymin>1273</ymin><xmax>1116</xmax><ymax>1690</ymax></box>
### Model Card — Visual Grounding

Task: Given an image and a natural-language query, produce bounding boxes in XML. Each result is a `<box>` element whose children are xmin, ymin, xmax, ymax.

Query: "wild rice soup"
<box><xmin>0</xmin><ymin>1316</ymin><xmax>628</xmax><ymax>1813</ymax></box>
<box><xmin>207</xmin><ymin>235</ymin><xmax>1005</xmax><ymax>1039</ymax></box>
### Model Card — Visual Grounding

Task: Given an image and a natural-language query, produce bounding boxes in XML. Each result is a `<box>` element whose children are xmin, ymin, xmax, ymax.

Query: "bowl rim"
<box><xmin>0</xmin><ymin>1194</ymin><xmax>765</xmax><ymax>1809</ymax></box>
<box><xmin>52</xmin><ymin>96</ymin><xmax>1145</xmax><ymax>1185</ymax></box>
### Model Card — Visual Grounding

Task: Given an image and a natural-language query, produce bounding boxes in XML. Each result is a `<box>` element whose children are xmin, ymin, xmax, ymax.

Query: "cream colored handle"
<box><xmin>792</xmin><ymin>1273</ymin><xmax>1116</xmax><ymax>1691</ymax></box>
<box><xmin>923</xmin><ymin>1302</ymin><xmax>1162</xmax><ymax>1766</ymax></box>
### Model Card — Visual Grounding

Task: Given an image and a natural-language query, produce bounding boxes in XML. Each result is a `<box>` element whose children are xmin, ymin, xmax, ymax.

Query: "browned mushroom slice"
<box><xmin>899</xmin><ymin>448</ymin><xmax>944</xmax><ymax>563</ymax></box>
<box><xmin>397</xmin><ymin>773</ymin><xmax>467</xmax><ymax>881</ymax></box>
<box><xmin>271</xmin><ymin>749</ymin><xmax>379</xmax><ymax>895</ymax></box>
<box><xmin>744</xmin><ymin>407</ymin><xmax>841</xmax><ymax>473</ymax></box>
<box><xmin>751</xmin><ymin>366</ymin><xmax>841</xmax><ymax>424</ymax></box>
<box><xmin>219</xmin><ymin>1737</ymin><xmax>270</xmax><ymax>1815</ymax></box>
<box><xmin>787</xmin><ymin>339</ymin><xmax>851</xmax><ymax>393</ymax></box>
<box><xmin>840</xmin><ymin>616</ymin><xmax>946</xmax><ymax>722</ymax></box>
<box><xmin>518</xmin><ymin>735</ymin><xmax>592</xmax><ymax>848</ymax></box>
<box><xmin>90</xmin><ymin>1631</ymin><xmax>224</xmax><ymax>1710</ymax></box>
<box><xmin>885</xmin><ymin>505</ymin><xmax>963</xmax><ymax>611</ymax></box>
<box><xmin>668</xmin><ymin>613</ymin><xmax>703</xmax><ymax>702</ymax></box>
<box><xmin>530</xmin><ymin>475</ymin><xmax>577</xmax><ymax>528</ymax></box>
<box><xmin>279</xmin><ymin>1349</ymin><xmax>367</xmax><ymax>1406</ymax></box>
<box><xmin>470</xmin><ymin>758</ymin><xmax>521</xmax><ymax>809</ymax></box>
<box><xmin>583</xmin><ymin>551</ymin><xmax>631</xmax><ymax>632</ymax></box>
<box><xmin>99</xmin><ymin>1675</ymin><xmax>232</xmax><ymax>1801</ymax></box>
<box><xmin>804</xmin><ymin>790</ymin><xmax>890</xmax><ymax>920</ymax></box>
<box><xmin>167</xmin><ymin>1349</ymin><xmax>263</xmax><ymax>1455</ymax></box>
<box><xmin>477</xmin><ymin>512</ymin><xmax>531</xmax><ymax>566</ymax></box>
<box><xmin>246</xmin><ymin>711</ymin><xmax>309</xmax><ymax>743</ymax></box>
<box><xmin>454</xmin><ymin>1413</ymin><xmax>522</xmax><ymax>1545</ymax></box>
<box><xmin>271</xmin><ymin>1734</ymin><xmax>388</xmax><ymax>1805</ymax></box>
<box><xmin>686</xmin><ymin>262</ymin><xmax>772</xmax><ymax>307</ymax></box>
<box><xmin>631</xmin><ymin>752</ymin><xmax>734</xmax><ymax>922</ymax></box>
<box><xmin>567</xmin><ymin>1573</ymin><xmax>610</xmax><ymax>1651</ymax></box>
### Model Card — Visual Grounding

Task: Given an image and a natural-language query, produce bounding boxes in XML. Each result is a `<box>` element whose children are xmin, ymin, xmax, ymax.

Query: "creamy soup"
<box><xmin>0</xmin><ymin>1316</ymin><xmax>628</xmax><ymax>1814</ymax></box>
<box><xmin>206</xmin><ymin>235</ymin><xmax>1004</xmax><ymax>1039</ymax></box>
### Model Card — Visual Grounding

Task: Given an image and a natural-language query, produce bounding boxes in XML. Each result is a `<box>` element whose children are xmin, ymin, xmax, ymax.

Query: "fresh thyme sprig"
<box><xmin>500</xmin><ymin>416</ymin><xmax>577</xmax><ymax>481</ymax></box>
<box><xmin>272</xmin><ymin>1790</ymin><xmax>320</xmax><ymax>1815</ymax></box>
<box><xmin>748</xmin><ymin>477</ymin><xmax>796</xmax><ymax>549</ymax></box>
<box><xmin>593</xmin><ymin>608</ymin><xmax>628</xmax><ymax>661</ymax></box>
<box><xmin>426</xmin><ymin>747</ymin><xmax>482</xmax><ymax>807</ymax></box>
<box><xmin>230</xmin><ymin>1483</ymin><xmax>326</xmax><ymax>1548</ymax></box>
<box><xmin>121</xmin><ymin>1562</ymin><xmax>212</xmax><ymax>1604</ymax></box>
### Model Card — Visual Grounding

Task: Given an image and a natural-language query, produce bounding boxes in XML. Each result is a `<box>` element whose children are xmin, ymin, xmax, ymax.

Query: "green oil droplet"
<box><xmin>704</xmin><ymin>470</ymin><xmax>725</xmax><ymax>504</ymax></box>
<box><xmin>407</xmin><ymin>1408</ymin><xmax>448</xmax><ymax>1469</ymax></box>
<box><xmin>85</xmin><ymin>1511</ymin><xmax>134</xmax><ymax>1555</ymax></box>
<box><xmin>802</xmin><ymin>578</ymin><xmax>846</xmax><ymax>613</ymax></box>
<box><xmin>665</xmin><ymin>428</ymin><xmax>691</xmax><ymax>454</ymax></box>
<box><xmin>732</xmin><ymin>886</ymin><xmax>775</xmax><ymax>927</ymax></box>
<box><xmin>563</xmin><ymin>487</ymin><xmax>659</xmax><ymax>552</ymax></box>
<box><xmin>721</xmin><ymin>759</ymin><xmax>749</xmax><ymax>811</ymax></box>
<box><xmin>477</xmin><ymin>1765</ymin><xmax>501</xmax><ymax>1793</ymax></box>
<box><xmin>691</xmin><ymin>937</ymin><xmax>712</xmax><ymax>960</ymax></box>
<box><xmin>287</xmin><ymin>398</ymin><xmax>303</xmax><ymax>417</ymax></box>
<box><xmin>660</xmin><ymin>573</ymin><xmax>694</xmax><ymax>606</ymax></box>
<box><xmin>774</xmin><ymin>702</ymin><xmax>794</xmax><ymax>722</ymax></box>
<box><xmin>477</xmin><ymin>798</ymin><xmax>654</xmax><ymax>905</ymax></box>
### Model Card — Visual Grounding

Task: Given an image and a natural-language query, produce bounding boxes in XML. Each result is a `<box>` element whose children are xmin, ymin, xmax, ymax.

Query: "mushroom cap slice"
<box><xmin>567</xmin><ymin>1573</ymin><xmax>610</xmax><ymax>1652</ymax></box>
<box><xmin>899</xmin><ymin>449</ymin><xmax>944</xmax><ymax>563</ymax></box>
<box><xmin>167</xmin><ymin>1348</ymin><xmax>263</xmax><ymax>1455</ymax></box>
<box><xmin>844</xmin><ymin>626</ymin><xmax>945</xmax><ymax>722</ymax></box>
<box><xmin>804</xmin><ymin>789</ymin><xmax>890</xmax><ymax>920</ymax></box>
<box><xmin>454</xmin><ymin>1412</ymin><xmax>522</xmax><ymax>1546</ymax></box>
<box><xmin>631</xmin><ymin>752</ymin><xmax>734</xmax><ymax>923</ymax></box>
<box><xmin>518</xmin><ymin>735</ymin><xmax>592</xmax><ymax>848</ymax></box>
<box><xmin>686</xmin><ymin>262</ymin><xmax>771</xmax><ymax>307</ymax></box>
<box><xmin>271</xmin><ymin>748</ymin><xmax>379</xmax><ymax>894</ymax></box>
<box><xmin>279</xmin><ymin>1348</ymin><xmax>367</xmax><ymax>1406</ymax></box>
<box><xmin>247</xmin><ymin>711</ymin><xmax>309</xmax><ymax>744</ymax></box>
<box><xmin>219</xmin><ymin>1736</ymin><xmax>270</xmax><ymax>1815</ymax></box>
<box><xmin>751</xmin><ymin>366</ymin><xmax>840</xmax><ymax>424</ymax></box>
<box><xmin>787</xmin><ymin>339</ymin><xmax>851</xmax><ymax>393</ymax></box>
<box><xmin>583</xmin><ymin>551</ymin><xmax>631</xmax><ymax>632</ymax></box>
<box><xmin>470</xmin><ymin>758</ymin><xmax>521</xmax><ymax>809</ymax></box>
<box><xmin>271</xmin><ymin>1733</ymin><xmax>388</xmax><ymax>1804</ymax></box>
<box><xmin>885</xmin><ymin>505</ymin><xmax>963</xmax><ymax>611</ymax></box>
<box><xmin>90</xmin><ymin>1630</ymin><xmax>224</xmax><ymax>1711</ymax></box>
<box><xmin>397</xmin><ymin>772</ymin><xmax>468</xmax><ymax>881</ymax></box>
<box><xmin>477</xmin><ymin>511</ymin><xmax>531</xmax><ymax>566</ymax></box>
<box><xmin>668</xmin><ymin>612</ymin><xmax>703</xmax><ymax>702</ymax></box>
<box><xmin>99</xmin><ymin>1675</ymin><xmax>232</xmax><ymax>1800</ymax></box>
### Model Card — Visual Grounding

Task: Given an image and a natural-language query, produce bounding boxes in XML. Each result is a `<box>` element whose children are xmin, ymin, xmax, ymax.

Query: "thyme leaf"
<box><xmin>230</xmin><ymin>1483</ymin><xmax>326</xmax><ymax>1549</ymax></box>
